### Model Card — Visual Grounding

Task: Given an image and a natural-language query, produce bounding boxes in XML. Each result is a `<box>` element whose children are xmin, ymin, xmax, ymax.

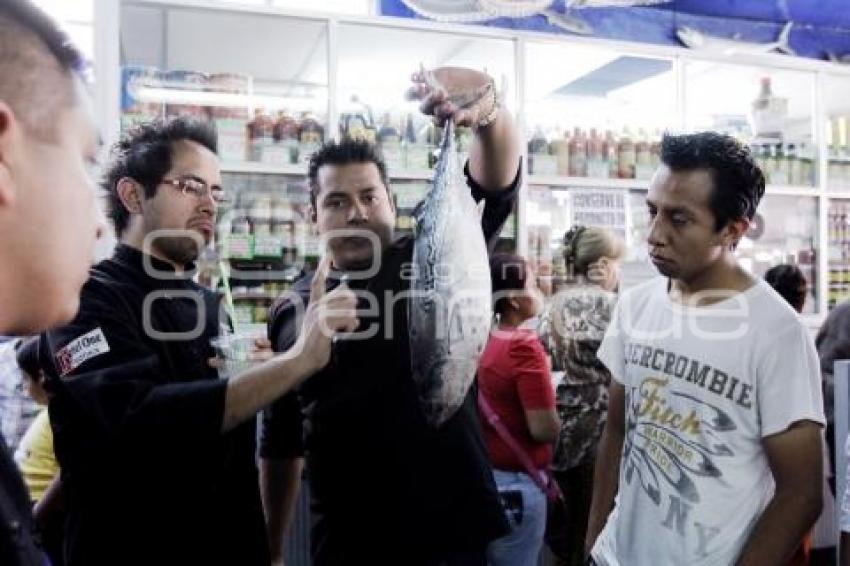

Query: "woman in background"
<box><xmin>13</xmin><ymin>336</ymin><xmax>63</xmax><ymax>566</ymax></box>
<box><xmin>540</xmin><ymin>225</ymin><xmax>623</xmax><ymax>566</ymax></box>
<box><xmin>479</xmin><ymin>253</ymin><xmax>560</xmax><ymax>566</ymax></box>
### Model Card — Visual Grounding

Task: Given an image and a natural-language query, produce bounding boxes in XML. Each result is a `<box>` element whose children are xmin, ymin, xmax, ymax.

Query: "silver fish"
<box><xmin>409</xmin><ymin>118</ymin><xmax>492</xmax><ymax>428</ymax></box>
<box><xmin>401</xmin><ymin>0</ymin><xmax>491</xmax><ymax>23</ymax></box>
<box><xmin>567</xmin><ymin>0</ymin><xmax>671</xmax><ymax>6</ymax></box>
<box><xmin>677</xmin><ymin>22</ymin><xmax>795</xmax><ymax>57</ymax></box>
<box><xmin>542</xmin><ymin>8</ymin><xmax>593</xmax><ymax>35</ymax></box>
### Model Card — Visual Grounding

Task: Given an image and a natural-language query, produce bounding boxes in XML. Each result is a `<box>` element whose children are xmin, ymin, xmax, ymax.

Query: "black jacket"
<box><xmin>261</xmin><ymin>164</ymin><xmax>521</xmax><ymax>564</ymax></box>
<box><xmin>43</xmin><ymin>245</ymin><xmax>268</xmax><ymax>566</ymax></box>
<box><xmin>0</xmin><ymin>436</ymin><xmax>44</xmax><ymax>566</ymax></box>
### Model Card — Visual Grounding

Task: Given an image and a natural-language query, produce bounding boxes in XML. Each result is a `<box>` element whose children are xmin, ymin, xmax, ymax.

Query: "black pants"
<box><xmin>546</xmin><ymin>460</ymin><xmax>596</xmax><ymax>566</ymax></box>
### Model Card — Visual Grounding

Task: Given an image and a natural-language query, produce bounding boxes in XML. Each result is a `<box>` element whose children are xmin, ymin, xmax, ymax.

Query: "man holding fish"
<box><xmin>261</xmin><ymin>67</ymin><xmax>521</xmax><ymax>565</ymax></box>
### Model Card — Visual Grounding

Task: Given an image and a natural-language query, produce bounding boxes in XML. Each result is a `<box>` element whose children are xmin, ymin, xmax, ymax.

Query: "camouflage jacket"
<box><xmin>540</xmin><ymin>284</ymin><xmax>617</xmax><ymax>471</ymax></box>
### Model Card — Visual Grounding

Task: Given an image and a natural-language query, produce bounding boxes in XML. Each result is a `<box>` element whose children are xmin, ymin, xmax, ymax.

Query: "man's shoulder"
<box><xmin>615</xmin><ymin>278</ymin><xmax>666</xmax><ymax>314</ymax></box>
<box><xmin>749</xmin><ymin>279</ymin><xmax>805</xmax><ymax>327</ymax></box>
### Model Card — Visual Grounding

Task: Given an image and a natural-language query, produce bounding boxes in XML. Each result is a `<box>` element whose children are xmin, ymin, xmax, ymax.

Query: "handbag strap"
<box><xmin>478</xmin><ymin>392</ymin><xmax>560</xmax><ymax>499</ymax></box>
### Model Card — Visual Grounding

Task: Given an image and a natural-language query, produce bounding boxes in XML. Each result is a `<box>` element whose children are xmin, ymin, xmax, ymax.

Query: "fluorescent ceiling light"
<box><xmin>135</xmin><ymin>86</ymin><xmax>326</xmax><ymax>112</ymax></box>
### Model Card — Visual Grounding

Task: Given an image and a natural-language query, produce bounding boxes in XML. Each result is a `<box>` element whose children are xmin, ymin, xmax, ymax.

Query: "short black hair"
<box><xmin>0</xmin><ymin>0</ymin><xmax>87</xmax><ymax>140</ymax></box>
<box><xmin>764</xmin><ymin>264</ymin><xmax>807</xmax><ymax>312</ymax></box>
<box><xmin>490</xmin><ymin>253</ymin><xmax>529</xmax><ymax>316</ymax></box>
<box><xmin>661</xmin><ymin>132</ymin><xmax>766</xmax><ymax>231</ymax></box>
<box><xmin>103</xmin><ymin>118</ymin><xmax>218</xmax><ymax>236</ymax></box>
<box><xmin>15</xmin><ymin>336</ymin><xmax>41</xmax><ymax>378</ymax></box>
<box><xmin>307</xmin><ymin>137</ymin><xmax>390</xmax><ymax>210</ymax></box>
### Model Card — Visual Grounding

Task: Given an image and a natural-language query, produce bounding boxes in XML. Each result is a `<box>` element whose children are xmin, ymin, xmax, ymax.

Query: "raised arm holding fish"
<box><xmin>260</xmin><ymin>66</ymin><xmax>521</xmax><ymax>564</ymax></box>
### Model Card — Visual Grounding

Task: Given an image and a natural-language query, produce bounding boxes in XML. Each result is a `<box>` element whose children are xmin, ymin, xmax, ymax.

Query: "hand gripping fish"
<box><xmin>408</xmin><ymin>72</ymin><xmax>493</xmax><ymax>428</ymax></box>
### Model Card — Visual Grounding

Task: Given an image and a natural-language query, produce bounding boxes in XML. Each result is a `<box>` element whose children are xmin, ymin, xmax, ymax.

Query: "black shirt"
<box><xmin>42</xmin><ymin>245</ymin><xmax>268</xmax><ymax>566</ymax></box>
<box><xmin>0</xmin><ymin>436</ymin><xmax>44</xmax><ymax>566</ymax></box>
<box><xmin>262</xmin><ymin>164</ymin><xmax>520</xmax><ymax>564</ymax></box>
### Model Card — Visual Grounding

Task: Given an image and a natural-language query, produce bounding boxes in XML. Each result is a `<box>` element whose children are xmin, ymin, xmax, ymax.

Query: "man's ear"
<box><xmin>116</xmin><ymin>177</ymin><xmax>143</xmax><ymax>214</ymax></box>
<box><xmin>722</xmin><ymin>217</ymin><xmax>750</xmax><ymax>249</ymax></box>
<box><xmin>0</xmin><ymin>101</ymin><xmax>20</xmax><ymax>209</ymax></box>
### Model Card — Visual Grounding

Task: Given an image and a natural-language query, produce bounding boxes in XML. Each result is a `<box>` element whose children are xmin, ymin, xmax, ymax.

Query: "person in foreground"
<box><xmin>42</xmin><ymin>118</ymin><xmax>357</xmax><ymax>566</ymax></box>
<box><xmin>0</xmin><ymin>1</ymin><xmax>102</xmax><ymax>563</ymax></box>
<box><xmin>261</xmin><ymin>66</ymin><xmax>521</xmax><ymax>565</ymax></box>
<box><xmin>586</xmin><ymin>132</ymin><xmax>825</xmax><ymax>565</ymax></box>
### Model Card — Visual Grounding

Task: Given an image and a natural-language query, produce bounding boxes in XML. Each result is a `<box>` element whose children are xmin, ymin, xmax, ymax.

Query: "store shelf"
<box><xmin>221</xmin><ymin>162</ymin><xmax>307</xmax><ymax>175</ymax></box>
<box><xmin>221</xmin><ymin>160</ymin><xmax>435</xmax><ymax>181</ymax></box>
<box><xmin>527</xmin><ymin>175</ymin><xmax>649</xmax><ymax>190</ymax></box>
<box><xmin>764</xmin><ymin>184</ymin><xmax>819</xmax><ymax>196</ymax></box>
<box><xmin>527</xmin><ymin>176</ymin><xmax>818</xmax><ymax>196</ymax></box>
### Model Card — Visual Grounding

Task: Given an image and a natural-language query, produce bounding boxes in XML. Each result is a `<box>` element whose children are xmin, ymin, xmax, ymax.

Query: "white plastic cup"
<box><xmin>210</xmin><ymin>333</ymin><xmax>258</xmax><ymax>379</ymax></box>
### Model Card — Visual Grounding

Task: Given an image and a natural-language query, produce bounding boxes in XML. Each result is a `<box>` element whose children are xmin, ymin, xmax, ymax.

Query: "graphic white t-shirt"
<box><xmin>592</xmin><ymin>278</ymin><xmax>825</xmax><ymax>566</ymax></box>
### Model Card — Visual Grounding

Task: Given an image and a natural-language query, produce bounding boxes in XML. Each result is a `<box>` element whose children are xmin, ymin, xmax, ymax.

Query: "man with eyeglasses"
<box><xmin>41</xmin><ymin>118</ymin><xmax>358</xmax><ymax>566</ymax></box>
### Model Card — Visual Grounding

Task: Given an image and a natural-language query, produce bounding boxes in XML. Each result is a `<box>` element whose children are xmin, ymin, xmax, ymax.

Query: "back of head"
<box><xmin>103</xmin><ymin>117</ymin><xmax>218</xmax><ymax>236</ymax></box>
<box><xmin>15</xmin><ymin>335</ymin><xmax>41</xmax><ymax>378</ymax></box>
<box><xmin>490</xmin><ymin>253</ymin><xmax>528</xmax><ymax>316</ymax></box>
<box><xmin>0</xmin><ymin>0</ymin><xmax>86</xmax><ymax>140</ymax></box>
<box><xmin>764</xmin><ymin>264</ymin><xmax>807</xmax><ymax>313</ymax></box>
<box><xmin>660</xmin><ymin>132</ymin><xmax>766</xmax><ymax>232</ymax></box>
<box><xmin>562</xmin><ymin>225</ymin><xmax>624</xmax><ymax>279</ymax></box>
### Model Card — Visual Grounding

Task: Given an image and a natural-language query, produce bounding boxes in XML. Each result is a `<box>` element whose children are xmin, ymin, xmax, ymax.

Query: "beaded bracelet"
<box><xmin>474</xmin><ymin>79</ymin><xmax>501</xmax><ymax>131</ymax></box>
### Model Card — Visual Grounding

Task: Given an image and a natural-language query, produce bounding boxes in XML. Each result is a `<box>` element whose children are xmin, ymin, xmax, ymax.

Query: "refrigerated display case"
<box><xmin>104</xmin><ymin>0</ymin><xmax>850</xmax><ymax>321</ymax></box>
<box><xmin>684</xmin><ymin>61</ymin><xmax>817</xmax><ymax>188</ymax></box>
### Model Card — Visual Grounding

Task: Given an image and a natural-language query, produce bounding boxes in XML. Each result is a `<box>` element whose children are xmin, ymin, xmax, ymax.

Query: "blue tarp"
<box><xmin>380</xmin><ymin>0</ymin><xmax>850</xmax><ymax>62</ymax></box>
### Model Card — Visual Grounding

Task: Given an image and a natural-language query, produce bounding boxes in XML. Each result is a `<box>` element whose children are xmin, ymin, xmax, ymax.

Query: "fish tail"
<box><xmin>777</xmin><ymin>21</ymin><xmax>794</xmax><ymax>55</ymax></box>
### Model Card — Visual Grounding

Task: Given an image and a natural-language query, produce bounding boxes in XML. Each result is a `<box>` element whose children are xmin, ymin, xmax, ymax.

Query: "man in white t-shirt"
<box><xmin>585</xmin><ymin>132</ymin><xmax>825</xmax><ymax>565</ymax></box>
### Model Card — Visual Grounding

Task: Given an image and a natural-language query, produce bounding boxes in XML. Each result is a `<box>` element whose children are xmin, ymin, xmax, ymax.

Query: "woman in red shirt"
<box><xmin>479</xmin><ymin>253</ymin><xmax>560</xmax><ymax>566</ymax></box>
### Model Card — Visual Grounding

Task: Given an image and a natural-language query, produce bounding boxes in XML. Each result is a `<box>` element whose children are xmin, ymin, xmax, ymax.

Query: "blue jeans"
<box><xmin>486</xmin><ymin>470</ymin><xmax>547</xmax><ymax>566</ymax></box>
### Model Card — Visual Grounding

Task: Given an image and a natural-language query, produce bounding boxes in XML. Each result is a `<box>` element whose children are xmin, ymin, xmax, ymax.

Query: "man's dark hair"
<box><xmin>15</xmin><ymin>336</ymin><xmax>41</xmax><ymax>379</ymax></box>
<box><xmin>764</xmin><ymin>264</ymin><xmax>807</xmax><ymax>313</ymax></box>
<box><xmin>307</xmin><ymin>137</ymin><xmax>391</xmax><ymax>210</ymax></box>
<box><xmin>103</xmin><ymin>118</ymin><xmax>218</xmax><ymax>236</ymax></box>
<box><xmin>661</xmin><ymin>132</ymin><xmax>766</xmax><ymax>231</ymax></box>
<box><xmin>0</xmin><ymin>0</ymin><xmax>87</xmax><ymax>140</ymax></box>
<box><xmin>490</xmin><ymin>253</ymin><xmax>529</xmax><ymax>316</ymax></box>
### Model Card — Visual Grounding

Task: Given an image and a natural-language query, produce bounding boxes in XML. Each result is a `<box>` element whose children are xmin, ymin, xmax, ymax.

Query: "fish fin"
<box><xmin>476</xmin><ymin>199</ymin><xmax>486</xmax><ymax>221</ymax></box>
<box><xmin>776</xmin><ymin>21</ymin><xmax>795</xmax><ymax>55</ymax></box>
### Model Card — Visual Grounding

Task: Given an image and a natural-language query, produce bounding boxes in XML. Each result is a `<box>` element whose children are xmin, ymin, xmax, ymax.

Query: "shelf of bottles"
<box><xmin>685</xmin><ymin>62</ymin><xmax>817</xmax><ymax>189</ymax></box>
<box><xmin>828</xmin><ymin>199</ymin><xmax>850</xmax><ymax>309</ymax></box>
<box><xmin>118</xmin><ymin>4</ymin><xmax>332</xmax><ymax>324</ymax></box>
<box><xmin>738</xmin><ymin>195</ymin><xmax>818</xmax><ymax>314</ymax></box>
<box><xmin>523</xmin><ymin>42</ymin><xmax>675</xmax><ymax>293</ymax></box>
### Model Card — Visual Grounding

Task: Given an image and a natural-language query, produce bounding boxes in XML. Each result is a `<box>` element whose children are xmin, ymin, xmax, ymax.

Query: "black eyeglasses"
<box><xmin>160</xmin><ymin>177</ymin><xmax>228</xmax><ymax>203</ymax></box>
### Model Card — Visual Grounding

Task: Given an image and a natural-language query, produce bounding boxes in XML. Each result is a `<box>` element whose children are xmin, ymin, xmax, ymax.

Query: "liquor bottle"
<box><xmin>377</xmin><ymin>113</ymin><xmax>401</xmax><ymax>144</ymax></box>
<box><xmin>751</xmin><ymin>77</ymin><xmax>787</xmax><ymax>139</ymax></box>
<box><xmin>551</xmin><ymin>132</ymin><xmax>569</xmax><ymax>176</ymax></box>
<box><xmin>587</xmin><ymin>128</ymin><xmax>605</xmax><ymax>178</ymax></box>
<box><xmin>635</xmin><ymin>129</ymin><xmax>652</xmax><ymax>180</ymax></box>
<box><xmin>604</xmin><ymin>130</ymin><xmax>618</xmax><ymax>179</ymax></box>
<box><xmin>404</xmin><ymin>113</ymin><xmax>417</xmax><ymax>144</ymax></box>
<box><xmin>568</xmin><ymin>127</ymin><xmax>587</xmax><ymax>177</ymax></box>
<box><xmin>617</xmin><ymin>128</ymin><xmax>636</xmax><ymax>179</ymax></box>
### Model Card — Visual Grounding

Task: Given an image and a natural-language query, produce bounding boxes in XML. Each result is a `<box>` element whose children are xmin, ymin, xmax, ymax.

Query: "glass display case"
<box><xmin>684</xmin><ymin>61</ymin><xmax>817</xmax><ymax>188</ymax></box>
<box><xmin>524</xmin><ymin>42</ymin><xmax>675</xmax><ymax>182</ymax></box>
<box><xmin>336</xmin><ymin>23</ymin><xmax>516</xmax><ymax>176</ymax></box>
<box><xmin>120</xmin><ymin>3</ymin><xmax>329</xmax><ymax>167</ymax></box>
<box><xmin>112</xmin><ymin>0</ymin><xmax>844</xmax><ymax>318</ymax></box>
<box><xmin>824</xmin><ymin>75</ymin><xmax>850</xmax><ymax>192</ymax></box>
<box><xmin>119</xmin><ymin>2</ymin><xmax>331</xmax><ymax>327</ymax></box>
